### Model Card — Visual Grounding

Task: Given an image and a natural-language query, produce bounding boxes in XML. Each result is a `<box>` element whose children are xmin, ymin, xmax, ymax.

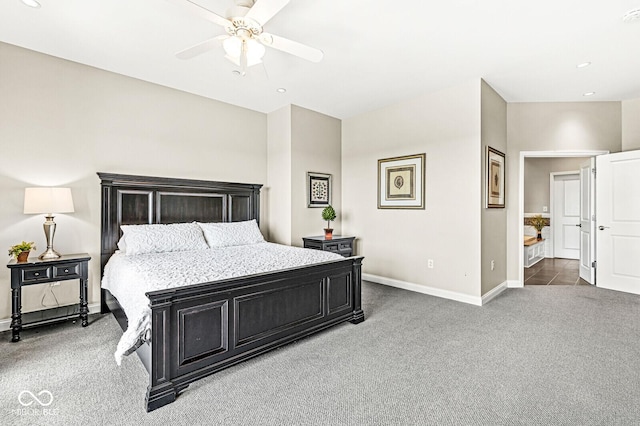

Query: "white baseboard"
<box><xmin>0</xmin><ymin>317</ymin><xmax>11</xmax><ymax>332</ymax></box>
<box><xmin>363</xmin><ymin>273</ymin><xmax>483</xmax><ymax>306</ymax></box>
<box><xmin>0</xmin><ymin>302</ymin><xmax>101</xmax><ymax>332</ymax></box>
<box><xmin>481</xmin><ymin>281</ymin><xmax>508</xmax><ymax>304</ymax></box>
<box><xmin>507</xmin><ymin>280</ymin><xmax>524</xmax><ymax>288</ymax></box>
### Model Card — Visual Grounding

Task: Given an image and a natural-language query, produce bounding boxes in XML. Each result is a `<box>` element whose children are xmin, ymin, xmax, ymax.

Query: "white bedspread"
<box><xmin>101</xmin><ymin>242</ymin><xmax>343</xmax><ymax>365</ymax></box>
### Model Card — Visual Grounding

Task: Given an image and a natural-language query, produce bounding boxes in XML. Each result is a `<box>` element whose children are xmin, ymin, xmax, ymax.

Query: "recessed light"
<box><xmin>276</xmin><ymin>88</ymin><xmax>286</xmax><ymax>93</ymax></box>
<box><xmin>583</xmin><ymin>92</ymin><xmax>596</xmax><ymax>97</ymax></box>
<box><xmin>21</xmin><ymin>0</ymin><xmax>41</xmax><ymax>8</ymax></box>
<box><xmin>622</xmin><ymin>8</ymin><xmax>640</xmax><ymax>22</ymax></box>
<box><xmin>576</xmin><ymin>62</ymin><xmax>591</xmax><ymax>68</ymax></box>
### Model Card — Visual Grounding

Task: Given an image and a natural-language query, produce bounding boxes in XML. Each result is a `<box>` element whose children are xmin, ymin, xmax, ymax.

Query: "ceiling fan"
<box><xmin>169</xmin><ymin>0</ymin><xmax>323</xmax><ymax>75</ymax></box>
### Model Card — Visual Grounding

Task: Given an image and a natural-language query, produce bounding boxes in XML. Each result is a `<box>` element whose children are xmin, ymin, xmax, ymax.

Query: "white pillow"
<box><xmin>197</xmin><ymin>220</ymin><xmax>265</xmax><ymax>248</ymax></box>
<box><xmin>119</xmin><ymin>222</ymin><xmax>208</xmax><ymax>255</ymax></box>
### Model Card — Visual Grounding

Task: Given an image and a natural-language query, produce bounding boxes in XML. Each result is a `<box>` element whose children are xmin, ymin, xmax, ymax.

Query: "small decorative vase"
<box><xmin>17</xmin><ymin>251</ymin><xmax>30</xmax><ymax>262</ymax></box>
<box><xmin>536</xmin><ymin>232</ymin><xmax>542</xmax><ymax>241</ymax></box>
<box><xmin>324</xmin><ymin>228</ymin><xmax>333</xmax><ymax>240</ymax></box>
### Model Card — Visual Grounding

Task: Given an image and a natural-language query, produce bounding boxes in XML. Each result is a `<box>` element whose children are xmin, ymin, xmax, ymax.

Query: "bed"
<box><xmin>98</xmin><ymin>173</ymin><xmax>364</xmax><ymax>412</ymax></box>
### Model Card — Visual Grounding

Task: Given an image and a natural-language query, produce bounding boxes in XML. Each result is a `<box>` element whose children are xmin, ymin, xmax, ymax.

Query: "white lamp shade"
<box><xmin>24</xmin><ymin>187</ymin><xmax>75</xmax><ymax>214</ymax></box>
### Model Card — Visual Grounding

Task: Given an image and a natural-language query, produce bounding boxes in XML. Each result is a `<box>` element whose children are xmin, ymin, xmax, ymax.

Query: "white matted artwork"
<box><xmin>377</xmin><ymin>153</ymin><xmax>426</xmax><ymax>209</ymax></box>
<box><xmin>307</xmin><ymin>172</ymin><xmax>331</xmax><ymax>207</ymax></box>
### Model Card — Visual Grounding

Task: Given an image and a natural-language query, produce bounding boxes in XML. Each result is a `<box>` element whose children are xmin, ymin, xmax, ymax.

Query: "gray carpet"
<box><xmin>1</xmin><ymin>282</ymin><xmax>640</xmax><ymax>425</ymax></box>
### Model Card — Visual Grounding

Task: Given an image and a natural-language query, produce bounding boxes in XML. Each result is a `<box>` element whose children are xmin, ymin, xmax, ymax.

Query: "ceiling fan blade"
<box><xmin>176</xmin><ymin>35</ymin><xmax>228</xmax><ymax>59</ymax></box>
<box><xmin>166</xmin><ymin>0</ymin><xmax>233</xmax><ymax>28</ymax></box>
<box><xmin>260</xmin><ymin>33</ymin><xmax>323</xmax><ymax>63</ymax></box>
<box><xmin>245</xmin><ymin>0</ymin><xmax>290</xmax><ymax>26</ymax></box>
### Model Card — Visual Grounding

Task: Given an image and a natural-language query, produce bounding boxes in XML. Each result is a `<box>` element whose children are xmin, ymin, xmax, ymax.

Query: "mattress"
<box><xmin>102</xmin><ymin>242</ymin><xmax>343</xmax><ymax>365</ymax></box>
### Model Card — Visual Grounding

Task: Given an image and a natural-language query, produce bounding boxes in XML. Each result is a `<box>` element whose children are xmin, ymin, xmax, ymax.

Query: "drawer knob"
<box><xmin>64</xmin><ymin>269</ymin><xmax>69</xmax><ymax>273</ymax></box>
<box><xmin>34</xmin><ymin>272</ymin><xmax>40</xmax><ymax>276</ymax></box>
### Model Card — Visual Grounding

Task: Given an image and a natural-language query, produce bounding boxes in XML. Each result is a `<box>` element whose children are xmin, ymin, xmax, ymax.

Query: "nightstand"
<box><xmin>7</xmin><ymin>253</ymin><xmax>91</xmax><ymax>342</ymax></box>
<box><xmin>302</xmin><ymin>236</ymin><xmax>355</xmax><ymax>257</ymax></box>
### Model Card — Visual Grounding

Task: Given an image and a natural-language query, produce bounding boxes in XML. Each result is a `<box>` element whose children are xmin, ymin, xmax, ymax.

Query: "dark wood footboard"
<box><xmin>144</xmin><ymin>256</ymin><xmax>364</xmax><ymax>411</ymax></box>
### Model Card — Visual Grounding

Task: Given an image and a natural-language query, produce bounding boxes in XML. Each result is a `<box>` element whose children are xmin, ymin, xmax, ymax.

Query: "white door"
<box><xmin>596</xmin><ymin>150</ymin><xmax>640</xmax><ymax>294</ymax></box>
<box><xmin>553</xmin><ymin>174</ymin><xmax>580</xmax><ymax>259</ymax></box>
<box><xmin>579</xmin><ymin>158</ymin><xmax>595</xmax><ymax>284</ymax></box>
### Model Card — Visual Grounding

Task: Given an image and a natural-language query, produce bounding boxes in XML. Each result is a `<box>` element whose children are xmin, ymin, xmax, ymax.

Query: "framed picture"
<box><xmin>378</xmin><ymin>153</ymin><xmax>426</xmax><ymax>209</ymax></box>
<box><xmin>486</xmin><ymin>146</ymin><xmax>505</xmax><ymax>208</ymax></box>
<box><xmin>307</xmin><ymin>172</ymin><xmax>331</xmax><ymax>208</ymax></box>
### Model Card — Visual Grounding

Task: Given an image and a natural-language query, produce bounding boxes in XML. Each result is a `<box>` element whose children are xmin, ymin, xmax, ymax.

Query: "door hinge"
<box><xmin>592</xmin><ymin>168</ymin><xmax>596</xmax><ymax>176</ymax></box>
<box><xmin>592</xmin><ymin>261</ymin><xmax>597</xmax><ymax>268</ymax></box>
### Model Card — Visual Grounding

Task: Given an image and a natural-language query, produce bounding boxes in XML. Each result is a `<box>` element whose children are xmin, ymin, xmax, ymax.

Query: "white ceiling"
<box><xmin>2</xmin><ymin>0</ymin><xmax>640</xmax><ymax>119</ymax></box>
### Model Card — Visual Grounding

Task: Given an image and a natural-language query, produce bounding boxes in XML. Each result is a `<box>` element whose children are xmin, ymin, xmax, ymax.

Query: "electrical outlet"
<box><xmin>542</xmin><ymin>206</ymin><xmax>548</xmax><ymax>212</ymax></box>
<box><xmin>491</xmin><ymin>260</ymin><xmax>495</xmax><ymax>271</ymax></box>
<box><xmin>427</xmin><ymin>259</ymin><xmax>434</xmax><ymax>269</ymax></box>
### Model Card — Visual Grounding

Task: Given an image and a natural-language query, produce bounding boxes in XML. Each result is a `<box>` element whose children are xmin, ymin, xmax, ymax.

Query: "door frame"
<box><xmin>549</xmin><ymin>171</ymin><xmax>580</xmax><ymax>260</ymax></box>
<box><xmin>517</xmin><ymin>150</ymin><xmax>609</xmax><ymax>287</ymax></box>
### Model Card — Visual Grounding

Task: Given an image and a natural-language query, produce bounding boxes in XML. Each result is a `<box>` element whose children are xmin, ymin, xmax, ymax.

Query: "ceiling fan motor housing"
<box><xmin>226</xmin><ymin>0</ymin><xmax>259</xmax><ymax>21</ymax></box>
<box><xmin>226</xmin><ymin>17</ymin><xmax>262</xmax><ymax>40</ymax></box>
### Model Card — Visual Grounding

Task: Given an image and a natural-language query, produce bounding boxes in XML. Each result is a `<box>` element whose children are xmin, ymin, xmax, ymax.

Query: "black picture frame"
<box><xmin>486</xmin><ymin>146</ymin><xmax>505</xmax><ymax>208</ymax></box>
<box><xmin>307</xmin><ymin>172</ymin><xmax>331</xmax><ymax>208</ymax></box>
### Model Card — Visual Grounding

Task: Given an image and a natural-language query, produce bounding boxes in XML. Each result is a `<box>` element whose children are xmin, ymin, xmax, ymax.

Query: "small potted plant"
<box><xmin>321</xmin><ymin>205</ymin><xmax>336</xmax><ymax>240</ymax></box>
<box><xmin>529</xmin><ymin>215</ymin><xmax>546</xmax><ymax>240</ymax></box>
<box><xmin>9</xmin><ymin>241</ymin><xmax>36</xmax><ymax>263</ymax></box>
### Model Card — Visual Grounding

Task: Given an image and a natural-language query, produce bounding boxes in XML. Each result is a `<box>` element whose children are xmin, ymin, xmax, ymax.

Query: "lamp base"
<box><xmin>40</xmin><ymin>215</ymin><xmax>62</xmax><ymax>259</ymax></box>
<box><xmin>39</xmin><ymin>247</ymin><xmax>62</xmax><ymax>260</ymax></box>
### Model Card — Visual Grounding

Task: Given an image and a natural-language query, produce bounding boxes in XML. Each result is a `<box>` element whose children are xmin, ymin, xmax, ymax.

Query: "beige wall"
<box><xmin>524</xmin><ymin>157</ymin><xmax>588</xmax><ymax>213</ymax></box>
<box><xmin>622</xmin><ymin>98</ymin><xmax>640</xmax><ymax>151</ymax></box>
<box><xmin>342</xmin><ymin>80</ymin><xmax>482</xmax><ymax>299</ymax></box>
<box><xmin>480</xmin><ymin>81</ymin><xmax>507</xmax><ymax>295</ymax></box>
<box><xmin>3</xmin><ymin>42</ymin><xmax>634</xmax><ymax>322</ymax></box>
<box><xmin>267</xmin><ymin>105</ymin><xmax>342</xmax><ymax>246</ymax></box>
<box><xmin>290</xmin><ymin>105</ymin><xmax>342</xmax><ymax>246</ymax></box>
<box><xmin>266</xmin><ymin>105</ymin><xmax>292</xmax><ymax>244</ymax></box>
<box><xmin>0</xmin><ymin>42</ymin><xmax>267</xmax><ymax>322</ymax></box>
<box><xmin>506</xmin><ymin>102</ymin><xmax>622</xmax><ymax>283</ymax></box>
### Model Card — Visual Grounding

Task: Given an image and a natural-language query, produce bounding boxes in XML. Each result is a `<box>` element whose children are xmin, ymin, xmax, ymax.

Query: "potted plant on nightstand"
<box><xmin>8</xmin><ymin>241</ymin><xmax>36</xmax><ymax>263</ymax></box>
<box><xmin>529</xmin><ymin>215</ymin><xmax>546</xmax><ymax>241</ymax></box>
<box><xmin>321</xmin><ymin>205</ymin><xmax>336</xmax><ymax>240</ymax></box>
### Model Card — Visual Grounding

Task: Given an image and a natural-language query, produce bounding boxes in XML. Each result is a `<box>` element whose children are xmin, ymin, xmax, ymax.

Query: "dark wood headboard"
<box><xmin>98</xmin><ymin>172</ymin><xmax>262</xmax><ymax>274</ymax></box>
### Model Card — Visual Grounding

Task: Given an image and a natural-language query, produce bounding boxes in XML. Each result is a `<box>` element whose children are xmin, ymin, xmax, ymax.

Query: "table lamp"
<box><xmin>23</xmin><ymin>187</ymin><xmax>75</xmax><ymax>259</ymax></box>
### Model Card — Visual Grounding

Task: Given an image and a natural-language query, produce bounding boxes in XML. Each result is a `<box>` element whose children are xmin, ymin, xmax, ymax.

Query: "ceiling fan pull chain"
<box><xmin>240</xmin><ymin>40</ymin><xmax>248</xmax><ymax>76</ymax></box>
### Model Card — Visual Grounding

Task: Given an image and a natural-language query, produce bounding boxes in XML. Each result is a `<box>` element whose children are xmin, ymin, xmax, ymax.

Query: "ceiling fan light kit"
<box><xmin>171</xmin><ymin>0</ymin><xmax>323</xmax><ymax>75</ymax></box>
<box><xmin>223</xmin><ymin>36</ymin><xmax>265</xmax><ymax>67</ymax></box>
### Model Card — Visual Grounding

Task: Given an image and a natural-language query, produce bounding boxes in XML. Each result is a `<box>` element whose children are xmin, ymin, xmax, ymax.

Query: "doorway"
<box><xmin>551</xmin><ymin>172</ymin><xmax>580</xmax><ymax>260</ymax></box>
<box><xmin>518</xmin><ymin>150</ymin><xmax>609</xmax><ymax>287</ymax></box>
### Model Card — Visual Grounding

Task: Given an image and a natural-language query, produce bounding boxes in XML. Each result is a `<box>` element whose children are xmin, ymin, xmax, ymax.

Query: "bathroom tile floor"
<box><xmin>524</xmin><ymin>258</ymin><xmax>590</xmax><ymax>286</ymax></box>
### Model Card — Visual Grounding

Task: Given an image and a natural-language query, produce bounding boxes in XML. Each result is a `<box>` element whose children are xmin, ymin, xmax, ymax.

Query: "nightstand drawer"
<box><xmin>338</xmin><ymin>243</ymin><xmax>351</xmax><ymax>250</ymax></box>
<box><xmin>324</xmin><ymin>243</ymin><xmax>339</xmax><ymax>252</ymax></box>
<box><xmin>54</xmin><ymin>263</ymin><xmax>81</xmax><ymax>278</ymax></box>
<box><xmin>22</xmin><ymin>267</ymin><xmax>52</xmax><ymax>283</ymax></box>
